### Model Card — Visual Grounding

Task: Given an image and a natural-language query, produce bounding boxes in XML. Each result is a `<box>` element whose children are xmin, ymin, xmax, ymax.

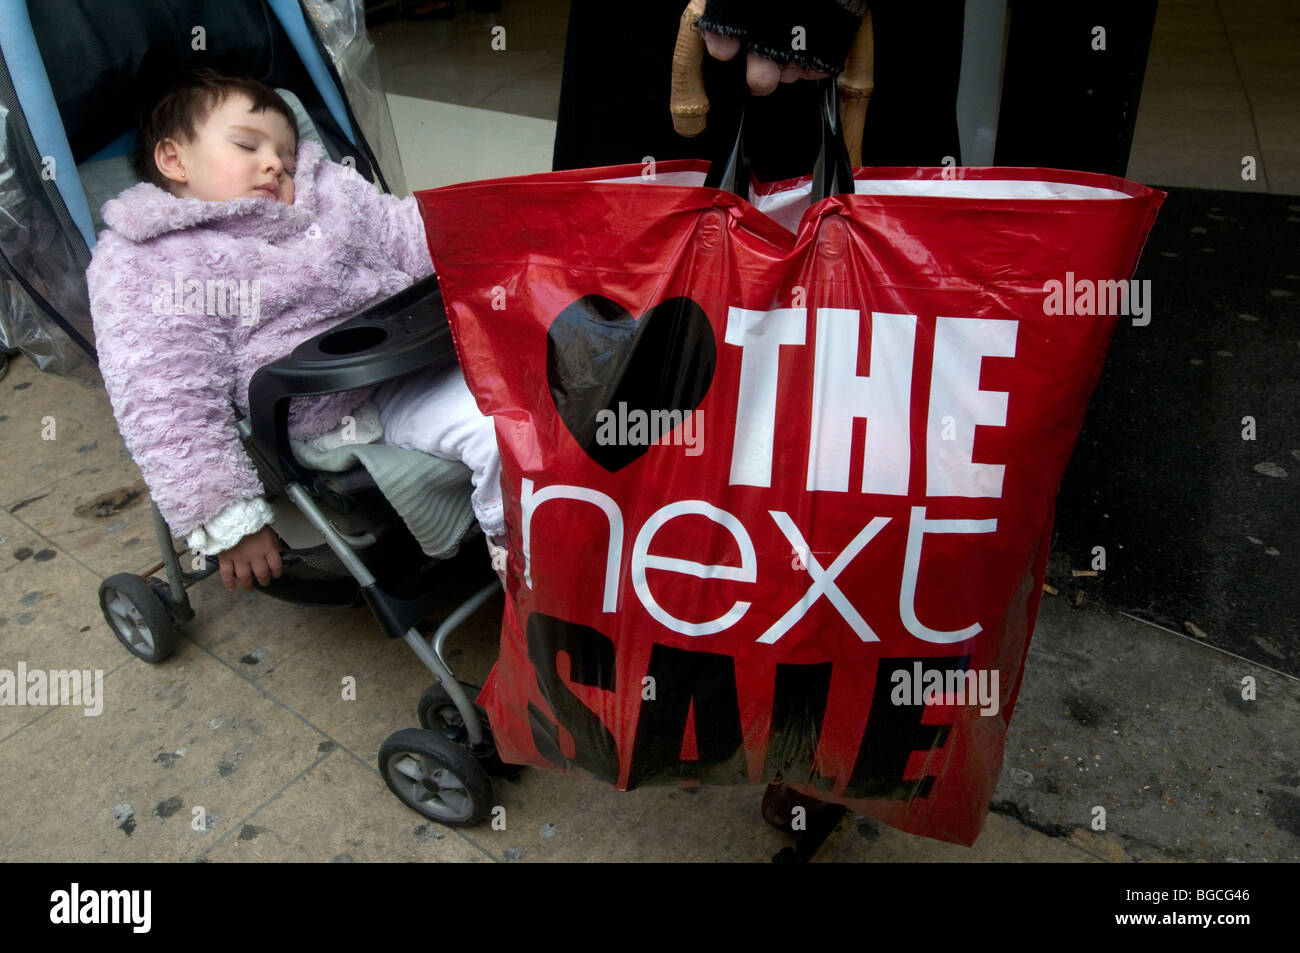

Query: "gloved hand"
<box><xmin>697</xmin><ymin>0</ymin><xmax>868</xmax><ymax>94</ymax></box>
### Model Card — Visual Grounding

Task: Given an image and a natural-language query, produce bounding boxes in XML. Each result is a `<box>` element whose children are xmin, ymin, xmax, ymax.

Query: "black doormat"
<box><xmin>1048</xmin><ymin>186</ymin><xmax>1299</xmax><ymax>675</ymax></box>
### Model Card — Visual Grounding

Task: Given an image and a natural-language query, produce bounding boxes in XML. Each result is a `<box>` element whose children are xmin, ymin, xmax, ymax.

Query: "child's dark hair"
<box><xmin>133</xmin><ymin>68</ymin><xmax>300</xmax><ymax>189</ymax></box>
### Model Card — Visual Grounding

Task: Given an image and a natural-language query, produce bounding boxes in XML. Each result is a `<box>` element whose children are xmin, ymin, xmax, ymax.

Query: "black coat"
<box><xmin>552</xmin><ymin>0</ymin><xmax>965</xmax><ymax>179</ymax></box>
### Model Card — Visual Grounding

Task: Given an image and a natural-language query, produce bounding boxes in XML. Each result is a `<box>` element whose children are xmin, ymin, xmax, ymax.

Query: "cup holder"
<box><xmin>318</xmin><ymin>324</ymin><xmax>389</xmax><ymax>355</ymax></box>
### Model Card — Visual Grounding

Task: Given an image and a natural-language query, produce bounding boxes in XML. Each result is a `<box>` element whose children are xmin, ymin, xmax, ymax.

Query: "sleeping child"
<box><xmin>87</xmin><ymin>69</ymin><xmax>505</xmax><ymax>592</ymax></box>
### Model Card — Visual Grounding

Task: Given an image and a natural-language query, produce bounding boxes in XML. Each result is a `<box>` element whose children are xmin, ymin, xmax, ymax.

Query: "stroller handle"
<box><xmin>244</xmin><ymin>275</ymin><xmax>459</xmax><ymax>489</ymax></box>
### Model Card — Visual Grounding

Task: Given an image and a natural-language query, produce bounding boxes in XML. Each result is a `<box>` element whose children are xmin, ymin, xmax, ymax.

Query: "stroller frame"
<box><xmin>244</xmin><ymin>272</ymin><xmax>499</xmax><ymax>765</ymax></box>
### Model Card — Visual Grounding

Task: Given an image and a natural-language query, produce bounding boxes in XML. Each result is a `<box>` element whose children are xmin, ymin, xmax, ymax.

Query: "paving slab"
<box><xmin>0</xmin><ymin>361</ymin><xmax>117</xmax><ymax>510</ymax></box>
<box><xmin>199</xmin><ymin>749</ymin><xmax>490</xmax><ymax>863</ymax></box>
<box><xmin>7</xmin><ymin>451</ymin><xmax>157</xmax><ymax>581</ymax></box>
<box><xmin>182</xmin><ymin>579</ymin><xmax>349</xmax><ymax>676</ymax></box>
<box><xmin>0</xmin><ymin>514</ymin><xmax>130</xmax><ymax>739</ymax></box>
<box><xmin>992</xmin><ymin>596</ymin><xmax>1300</xmax><ymax>862</ymax></box>
<box><xmin>248</xmin><ymin>587</ymin><xmax>501</xmax><ymax>765</ymax></box>
<box><xmin>0</xmin><ymin>641</ymin><xmax>328</xmax><ymax>862</ymax></box>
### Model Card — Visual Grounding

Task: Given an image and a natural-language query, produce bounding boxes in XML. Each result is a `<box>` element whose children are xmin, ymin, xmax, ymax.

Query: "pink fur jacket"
<box><xmin>87</xmin><ymin>139</ymin><xmax>433</xmax><ymax>551</ymax></box>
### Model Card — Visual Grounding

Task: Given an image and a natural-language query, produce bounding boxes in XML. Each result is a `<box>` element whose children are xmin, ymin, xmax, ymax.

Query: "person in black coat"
<box><xmin>553</xmin><ymin>0</ymin><xmax>965</xmax><ymax>178</ymax></box>
<box><xmin>553</xmin><ymin>1</ymin><xmax>968</xmax><ymax>860</ymax></box>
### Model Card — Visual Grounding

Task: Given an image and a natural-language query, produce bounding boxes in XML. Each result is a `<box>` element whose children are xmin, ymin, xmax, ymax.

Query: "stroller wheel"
<box><xmin>379</xmin><ymin>728</ymin><xmax>493</xmax><ymax>827</ymax></box>
<box><xmin>99</xmin><ymin>573</ymin><xmax>179</xmax><ymax>663</ymax></box>
<box><xmin>417</xmin><ymin>680</ymin><xmax>487</xmax><ymax>742</ymax></box>
<box><xmin>418</xmin><ymin>682</ymin><xmax>517</xmax><ymax>779</ymax></box>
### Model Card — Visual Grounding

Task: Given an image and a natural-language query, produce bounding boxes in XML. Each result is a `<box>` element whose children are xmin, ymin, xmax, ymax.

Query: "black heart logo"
<box><xmin>546</xmin><ymin>294</ymin><xmax>716</xmax><ymax>472</ymax></box>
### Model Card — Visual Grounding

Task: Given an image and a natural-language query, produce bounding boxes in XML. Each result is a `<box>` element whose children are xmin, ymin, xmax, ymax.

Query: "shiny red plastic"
<box><xmin>416</xmin><ymin>162</ymin><xmax>1163</xmax><ymax>845</ymax></box>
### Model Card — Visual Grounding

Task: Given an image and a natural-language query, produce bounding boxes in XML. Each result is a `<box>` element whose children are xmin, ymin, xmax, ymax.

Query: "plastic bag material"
<box><xmin>302</xmin><ymin>0</ymin><xmax>408</xmax><ymax>197</ymax></box>
<box><xmin>0</xmin><ymin>274</ymin><xmax>94</xmax><ymax>378</ymax></box>
<box><xmin>416</xmin><ymin>161</ymin><xmax>1163</xmax><ymax>846</ymax></box>
<box><xmin>0</xmin><ymin>81</ymin><xmax>95</xmax><ymax>375</ymax></box>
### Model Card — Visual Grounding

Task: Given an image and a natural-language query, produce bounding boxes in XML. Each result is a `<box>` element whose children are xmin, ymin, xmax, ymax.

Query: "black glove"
<box><xmin>696</xmin><ymin>0</ymin><xmax>869</xmax><ymax>75</ymax></box>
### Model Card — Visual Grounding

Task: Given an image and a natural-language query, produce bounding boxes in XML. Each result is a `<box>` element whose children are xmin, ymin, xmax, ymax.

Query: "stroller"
<box><xmin>0</xmin><ymin>0</ymin><xmax>507</xmax><ymax>827</ymax></box>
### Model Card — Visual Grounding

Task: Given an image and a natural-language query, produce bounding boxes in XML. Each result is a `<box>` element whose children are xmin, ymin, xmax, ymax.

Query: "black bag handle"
<box><xmin>704</xmin><ymin>77</ymin><xmax>854</xmax><ymax>203</ymax></box>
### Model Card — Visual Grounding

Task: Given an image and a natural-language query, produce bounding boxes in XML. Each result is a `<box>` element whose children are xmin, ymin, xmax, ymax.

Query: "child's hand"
<box><xmin>218</xmin><ymin>525</ymin><xmax>284</xmax><ymax>592</ymax></box>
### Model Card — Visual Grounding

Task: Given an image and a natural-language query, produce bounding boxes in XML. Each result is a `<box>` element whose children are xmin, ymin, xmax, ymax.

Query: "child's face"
<box><xmin>156</xmin><ymin>93</ymin><xmax>298</xmax><ymax>204</ymax></box>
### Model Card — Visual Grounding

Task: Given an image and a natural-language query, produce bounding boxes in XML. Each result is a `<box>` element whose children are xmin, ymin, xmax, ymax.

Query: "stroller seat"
<box><xmin>234</xmin><ymin>269</ymin><xmax>494</xmax><ymax>601</ymax></box>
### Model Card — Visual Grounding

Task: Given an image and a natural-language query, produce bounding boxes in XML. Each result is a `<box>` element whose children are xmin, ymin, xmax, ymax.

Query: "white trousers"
<box><xmin>373</xmin><ymin>365</ymin><xmax>504</xmax><ymax>538</ymax></box>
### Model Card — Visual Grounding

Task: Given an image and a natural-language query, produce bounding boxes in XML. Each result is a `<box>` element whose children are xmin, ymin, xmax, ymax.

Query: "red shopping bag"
<box><xmin>416</xmin><ymin>120</ymin><xmax>1162</xmax><ymax>845</ymax></box>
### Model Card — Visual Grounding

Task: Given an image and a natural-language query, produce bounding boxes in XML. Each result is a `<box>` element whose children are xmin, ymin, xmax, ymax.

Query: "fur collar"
<box><xmin>101</xmin><ymin>139</ymin><xmax>329</xmax><ymax>242</ymax></box>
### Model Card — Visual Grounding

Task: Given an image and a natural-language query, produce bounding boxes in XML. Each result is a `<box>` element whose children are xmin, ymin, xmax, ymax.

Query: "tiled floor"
<box><xmin>366</xmin><ymin>0</ymin><xmax>1300</xmax><ymax>195</ymax></box>
<box><xmin>1129</xmin><ymin>0</ymin><xmax>1300</xmax><ymax>192</ymax></box>
<box><xmin>367</xmin><ymin>0</ymin><xmax>567</xmax><ymax>189</ymax></box>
